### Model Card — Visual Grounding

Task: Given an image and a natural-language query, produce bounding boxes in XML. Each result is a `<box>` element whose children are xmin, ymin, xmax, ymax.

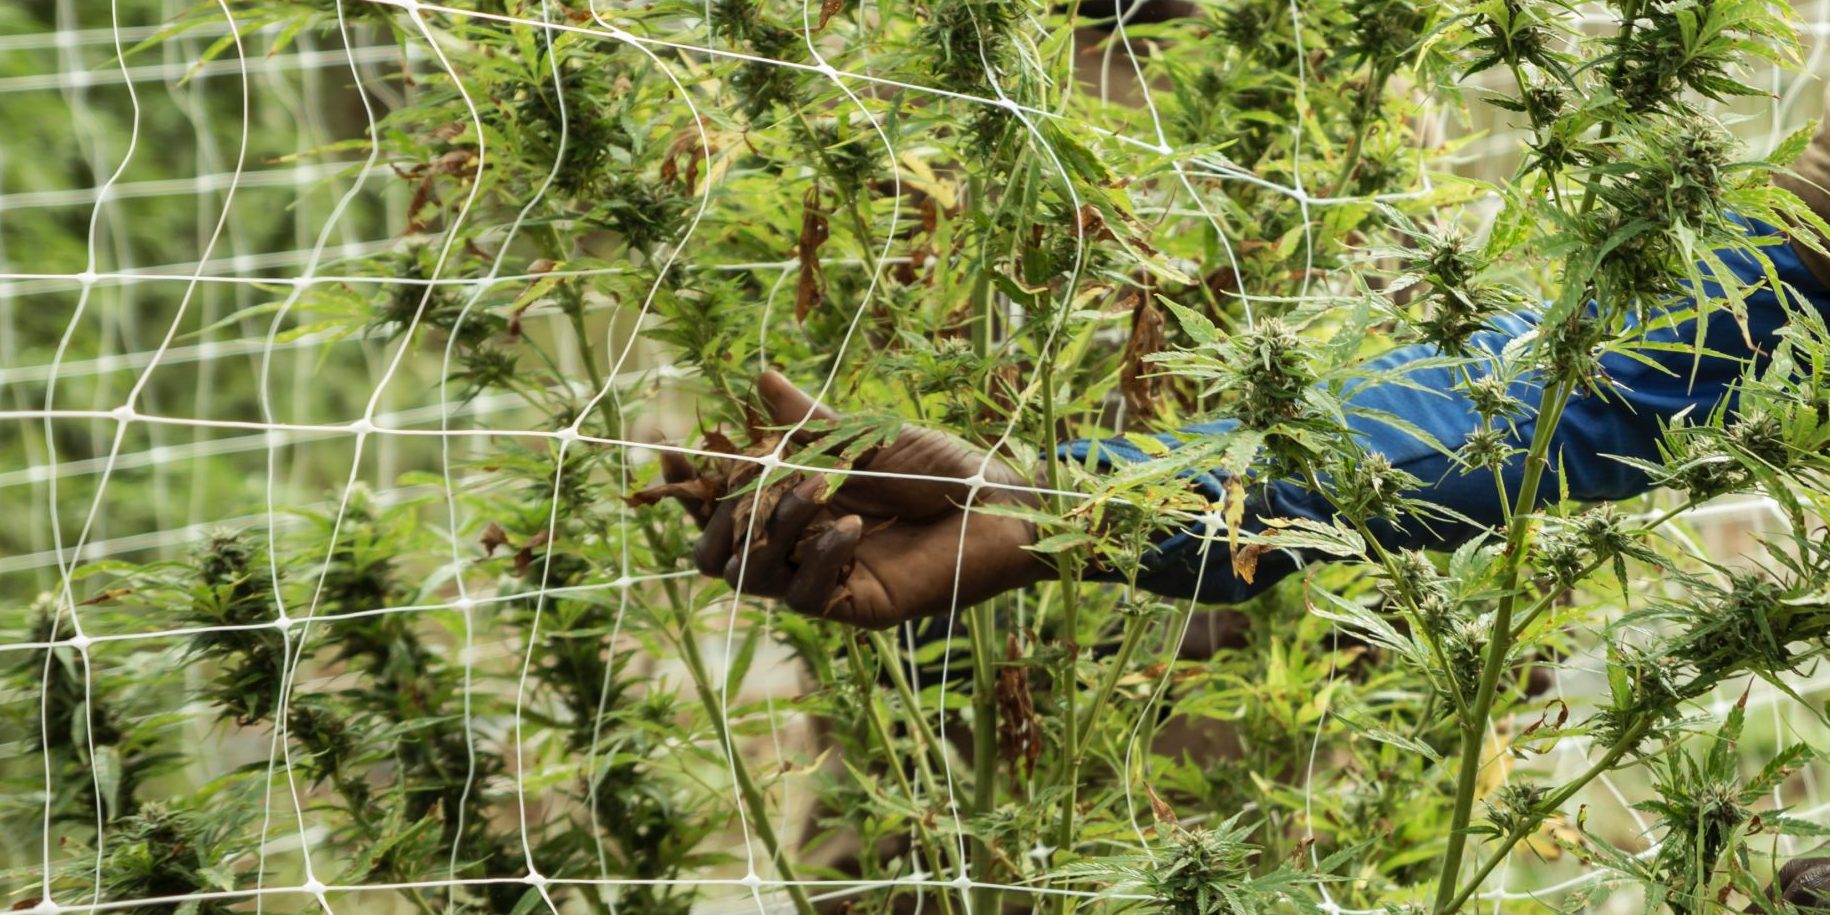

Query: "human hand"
<box><xmin>652</xmin><ymin>372</ymin><xmax>1048</xmax><ymax>629</ymax></box>
<box><xmin>1763</xmin><ymin>852</ymin><xmax>1830</xmax><ymax>912</ymax></box>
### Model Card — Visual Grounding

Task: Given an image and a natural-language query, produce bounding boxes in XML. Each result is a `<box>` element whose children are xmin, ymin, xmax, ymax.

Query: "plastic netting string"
<box><xmin>5</xmin><ymin>0</ymin><xmax>1830</xmax><ymax>913</ymax></box>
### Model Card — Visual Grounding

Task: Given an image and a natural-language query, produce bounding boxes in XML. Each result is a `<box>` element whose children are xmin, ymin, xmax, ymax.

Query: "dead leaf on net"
<box><xmin>794</xmin><ymin>190</ymin><xmax>830</xmax><ymax>323</ymax></box>
<box><xmin>479</xmin><ymin>521</ymin><xmax>511</xmax><ymax>557</ymax></box>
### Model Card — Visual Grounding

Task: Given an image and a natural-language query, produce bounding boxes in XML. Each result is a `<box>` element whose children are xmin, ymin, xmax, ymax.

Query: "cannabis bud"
<box><xmin>1228</xmin><ymin>318</ymin><xmax>1314</xmax><ymax>429</ymax></box>
<box><xmin>1481</xmin><ymin>782</ymin><xmax>1551</xmax><ymax>837</ymax></box>
<box><xmin>1383</xmin><ymin>548</ymin><xmax>1455</xmax><ymax>627</ymax></box>
<box><xmin>1726</xmin><ymin>409</ymin><xmax>1789</xmax><ymax>469</ymax></box>
<box><xmin>1455</xmin><ymin>424</ymin><xmax>1514</xmax><ymax>472</ymax></box>
<box><xmin>1331</xmin><ymin>451</ymin><xmax>1421</xmax><ymax>526</ymax></box>
<box><xmin>1464</xmin><ymin>374</ymin><xmax>1525</xmax><ymax>423</ymax></box>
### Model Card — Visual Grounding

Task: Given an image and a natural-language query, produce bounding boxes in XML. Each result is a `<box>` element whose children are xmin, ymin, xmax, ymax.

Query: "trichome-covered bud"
<box><xmin>1464</xmin><ymin>374</ymin><xmax>1524</xmax><ymax>423</ymax></box>
<box><xmin>1228</xmin><ymin>318</ymin><xmax>1315</xmax><ymax>429</ymax></box>
<box><xmin>1455</xmin><ymin>424</ymin><xmax>1514</xmax><ymax>473</ymax></box>
<box><xmin>1330</xmin><ymin>451</ymin><xmax>1421</xmax><ymax>526</ymax></box>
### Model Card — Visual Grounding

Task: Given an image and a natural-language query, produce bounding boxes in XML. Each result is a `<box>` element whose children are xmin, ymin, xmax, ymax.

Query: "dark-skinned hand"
<box><xmin>1757</xmin><ymin>849</ymin><xmax>1830</xmax><ymax>912</ymax></box>
<box><xmin>658</xmin><ymin>372</ymin><xmax>1049</xmax><ymax>630</ymax></box>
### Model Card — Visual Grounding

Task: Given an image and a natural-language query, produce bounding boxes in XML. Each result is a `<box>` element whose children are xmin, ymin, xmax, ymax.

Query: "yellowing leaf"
<box><xmin>1223</xmin><ymin>475</ymin><xmax>1247</xmax><ymax>556</ymax></box>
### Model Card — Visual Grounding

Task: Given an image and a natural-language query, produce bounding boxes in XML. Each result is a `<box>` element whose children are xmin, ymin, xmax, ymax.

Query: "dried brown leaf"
<box><xmin>79</xmin><ymin>587</ymin><xmax>132</xmax><ymax>607</ymax></box>
<box><xmin>794</xmin><ymin>191</ymin><xmax>830</xmax><ymax>323</ymax></box>
<box><xmin>1119</xmin><ymin>287</ymin><xmax>1167</xmax><ymax>420</ymax></box>
<box><xmin>995</xmin><ymin>632</ymin><xmax>1041</xmax><ymax>789</ymax></box>
<box><xmin>479</xmin><ymin>521</ymin><xmax>510</xmax><ymax>557</ymax></box>
<box><xmin>1232</xmin><ymin>540</ymin><xmax>1271</xmax><ymax>585</ymax></box>
<box><xmin>623</xmin><ymin>477</ymin><xmax>721</xmax><ymax>509</ymax></box>
<box><xmin>1146</xmin><ymin>783</ymin><xmax>1179</xmax><ymax>831</ymax></box>
<box><xmin>514</xmin><ymin>529</ymin><xmax>552</xmax><ymax>578</ymax></box>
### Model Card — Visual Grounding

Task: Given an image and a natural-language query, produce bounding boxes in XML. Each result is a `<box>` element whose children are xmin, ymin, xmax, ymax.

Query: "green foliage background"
<box><xmin>5</xmin><ymin>0</ymin><xmax>1830</xmax><ymax>913</ymax></box>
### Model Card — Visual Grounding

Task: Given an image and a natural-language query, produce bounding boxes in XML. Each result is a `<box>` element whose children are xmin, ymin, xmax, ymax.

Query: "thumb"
<box><xmin>758</xmin><ymin>371</ymin><xmax>841</xmax><ymax>439</ymax></box>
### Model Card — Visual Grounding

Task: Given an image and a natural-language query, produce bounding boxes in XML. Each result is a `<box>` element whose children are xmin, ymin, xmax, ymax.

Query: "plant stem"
<box><xmin>845</xmin><ymin>640</ymin><xmax>961</xmax><ymax>915</ymax></box>
<box><xmin>961</xmin><ymin>178</ymin><xmax>1005</xmax><ymax>915</ymax></box>
<box><xmin>1041</xmin><ymin>352</ymin><xmax>1086</xmax><ymax>915</ymax></box>
<box><xmin>866</xmin><ymin>630</ymin><xmax>960</xmax><ymax>801</ymax></box>
<box><xmin>1436</xmin><ymin>717</ymin><xmax>1654</xmax><ymax>914</ymax></box>
<box><xmin>969</xmin><ymin>602</ymin><xmax>1002</xmax><ymax>915</ymax></box>
<box><xmin>1071</xmin><ymin>612</ymin><xmax>1148</xmax><ymax>766</ymax></box>
<box><xmin>1331</xmin><ymin>64</ymin><xmax>1391</xmax><ymax>195</ymax></box>
<box><xmin>670</xmin><ymin>600</ymin><xmax>818</xmax><ymax>915</ymax></box>
<box><xmin>1431</xmin><ymin>374</ymin><xmax>1573</xmax><ymax>913</ymax></box>
<box><xmin>1576</xmin><ymin>1</ymin><xmax>1641</xmax><ymax>216</ymax></box>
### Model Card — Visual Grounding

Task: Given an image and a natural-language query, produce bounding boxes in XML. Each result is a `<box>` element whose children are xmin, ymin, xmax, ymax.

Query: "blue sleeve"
<box><xmin>1064</xmin><ymin>217</ymin><xmax>1830</xmax><ymax>603</ymax></box>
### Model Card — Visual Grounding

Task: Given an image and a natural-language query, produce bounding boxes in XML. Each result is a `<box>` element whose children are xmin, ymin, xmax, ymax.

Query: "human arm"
<box><xmin>661</xmin><ymin>214</ymin><xmax>1828</xmax><ymax>626</ymax></box>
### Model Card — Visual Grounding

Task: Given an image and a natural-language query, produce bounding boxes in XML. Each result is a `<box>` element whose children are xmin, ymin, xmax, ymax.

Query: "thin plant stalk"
<box><xmin>1432</xmin><ymin>374</ymin><xmax>1575</xmax><ymax>913</ymax></box>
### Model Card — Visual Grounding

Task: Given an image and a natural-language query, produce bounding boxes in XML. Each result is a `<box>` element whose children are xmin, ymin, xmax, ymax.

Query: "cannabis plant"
<box><xmin>6</xmin><ymin>0</ymin><xmax>1830</xmax><ymax>913</ymax></box>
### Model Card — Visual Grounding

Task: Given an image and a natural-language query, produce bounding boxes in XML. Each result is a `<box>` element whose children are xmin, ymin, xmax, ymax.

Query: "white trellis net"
<box><xmin>3</xmin><ymin>0</ymin><xmax>1830</xmax><ymax>913</ymax></box>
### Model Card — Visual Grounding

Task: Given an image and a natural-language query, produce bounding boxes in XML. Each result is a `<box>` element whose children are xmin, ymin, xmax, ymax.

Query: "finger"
<box><xmin>758</xmin><ymin>371</ymin><xmax>841</xmax><ymax>442</ymax></box>
<box><xmin>695</xmin><ymin>499</ymin><xmax>738</xmax><ymax>578</ymax></box>
<box><xmin>786</xmin><ymin>514</ymin><xmax>862</xmax><ymax>616</ymax></box>
<box><xmin>1782</xmin><ymin>859</ymin><xmax>1830</xmax><ymax>908</ymax></box>
<box><xmin>659</xmin><ymin>450</ymin><xmax>713</xmax><ymax>525</ymax></box>
<box><xmin>725</xmin><ymin>476</ymin><xmax>825</xmax><ymax>595</ymax></box>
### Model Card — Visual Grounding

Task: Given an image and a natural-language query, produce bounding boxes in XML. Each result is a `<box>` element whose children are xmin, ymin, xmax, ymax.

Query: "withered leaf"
<box><xmin>514</xmin><ymin>529</ymin><xmax>552</xmax><ymax>578</ymax></box>
<box><xmin>817</xmin><ymin>0</ymin><xmax>844</xmax><ymax>30</ymax></box>
<box><xmin>703</xmin><ymin>430</ymin><xmax>741</xmax><ymax>455</ymax></box>
<box><xmin>794</xmin><ymin>191</ymin><xmax>830</xmax><ymax>323</ymax></box>
<box><xmin>660</xmin><ymin>120</ymin><xmax>714</xmax><ymax>191</ymax></box>
<box><xmin>623</xmin><ymin>477</ymin><xmax>721</xmax><ymax>509</ymax></box>
<box><xmin>1222</xmin><ymin>476</ymin><xmax>1247</xmax><ymax>557</ymax></box>
<box><xmin>995</xmin><ymin>632</ymin><xmax>1041</xmax><ymax>789</ymax></box>
<box><xmin>1073</xmin><ymin>204</ymin><xmax>1116</xmax><ymax>244</ymax></box>
<box><xmin>1232</xmin><ymin>540</ymin><xmax>1272</xmax><ymax>585</ymax></box>
<box><xmin>1119</xmin><ymin>287</ymin><xmax>1167</xmax><ymax>420</ymax></box>
<box><xmin>479</xmin><ymin>521</ymin><xmax>510</xmax><ymax>557</ymax></box>
<box><xmin>79</xmin><ymin>587</ymin><xmax>132</xmax><ymax>607</ymax></box>
<box><xmin>1145</xmin><ymin>783</ymin><xmax>1179</xmax><ymax>832</ymax></box>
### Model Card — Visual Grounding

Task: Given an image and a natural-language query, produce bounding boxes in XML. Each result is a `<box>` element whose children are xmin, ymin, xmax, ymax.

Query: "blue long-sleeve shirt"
<box><xmin>1063</xmin><ymin>217</ymin><xmax>1830</xmax><ymax>603</ymax></box>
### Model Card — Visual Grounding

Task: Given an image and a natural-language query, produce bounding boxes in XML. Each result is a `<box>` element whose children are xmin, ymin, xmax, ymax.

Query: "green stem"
<box><xmin>1431</xmin><ymin>375</ymin><xmax>1574</xmax><ymax>913</ymax></box>
<box><xmin>671</xmin><ymin>602</ymin><xmax>818</xmax><ymax>915</ymax></box>
<box><xmin>1436</xmin><ymin>717</ymin><xmax>1654</xmax><ymax>914</ymax></box>
<box><xmin>1041</xmin><ymin>350</ymin><xmax>1086</xmax><ymax>915</ymax></box>
<box><xmin>1074</xmin><ymin>613</ymin><xmax>1149</xmax><ymax>761</ymax></box>
<box><xmin>1576</xmin><ymin>1</ymin><xmax>1641</xmax><ymax>217</ymax></box>
<box><xmin>1331</xmin><ymin>64</ymin><xmax>1391</xmax><ymax>195</ymax></box>
<box><xmin>845</xmin><ymin>640</ymin><xmax>961</xmax><ymax>915</ymax></box>
<box><xmin>865</xmin><ymin>630</ymin><xmax>959</xmax><ymax>801</ymax></box>
<box><xmin>964</xmin><ymin>187</ymin><xmax>1005</xmax><ymax>915</ymax></box>
<box><xmin>969</xmin><ymin>602</ymin><xmax>1002</xmax><ymax>915</ymax></box>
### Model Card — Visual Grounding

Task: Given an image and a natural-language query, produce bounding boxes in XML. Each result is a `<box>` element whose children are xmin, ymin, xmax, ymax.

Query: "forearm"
<box><xmin>1072</xmin><ymin>216</ymin><xmax>1830</xmax><ymax>603</ymax></box>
